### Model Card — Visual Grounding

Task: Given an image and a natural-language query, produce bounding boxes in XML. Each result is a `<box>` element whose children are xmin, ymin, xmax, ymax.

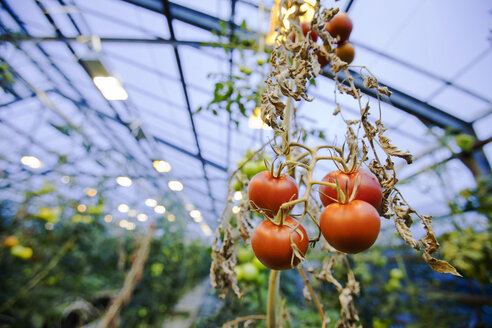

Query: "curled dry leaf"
<box><xmin>316</xmin><ymin>256</ymin><xmax>343</xmax><ymax>292</ymax></box>
<box><xmin>420</xmin><ymin>215</ymin><xmax>440</xmax><ymax>254</ymax></box>
<box><xmin>377</xmin><ymin>125</ymin><xmax>413</xmax><ymax>164</ymax></box>
<box><xmin>303</xmin><ymin>285</ymin><xmax>312</xmax><ymax>302</ymax></box>
<box><xmin>210</xmin><ymin>222</ymin><xmax>242</xmax><ymax>299</ymax></box>
<box><xmin>423</xmin><ymin>251</ymin><xmax>462</xmax><ymax>277</ymax></box>
<box><xmin>394</xmin><ymin>218</ymin><xmax>420</xmax><ymax>250</ymax></box>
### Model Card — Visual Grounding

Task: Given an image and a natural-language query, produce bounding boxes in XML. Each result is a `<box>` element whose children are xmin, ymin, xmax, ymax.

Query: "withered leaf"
<box><xmin>378</xmin><ymin>130</ymin><xmax>413</xmax><ymax>164</ymax></box>
<box><xmin>423</xmin><ymin>251</ymin><xmax>462</xmax><ymax>277</ymax></box>
<box><xmin>420</xmin><ymin>215</ymin><xmax>440</xmax><ymax>254</ymax></box>
<box><xmin>394</xmin><ymin>218</ymin><xmax>420</xmax><ymax>250</ymax></box>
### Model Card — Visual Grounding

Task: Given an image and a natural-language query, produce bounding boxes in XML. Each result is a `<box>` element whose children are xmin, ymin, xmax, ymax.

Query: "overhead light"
<box><xmin>248</xmin><ymin>107</ymin><xmax>272</xmax><ymax>130</ymax></box>
<box><xmin>153</xmin><ymin>160</ymin><xmax>171</xmax><ymax>173</ymax></box>
<box><xmin>21</xmin><ymin>156</ymin><xmax>42</xmax><ymax>169</ymax></box>
<box><xmin>154</xmin><ymin>205</ymin><xmax>166</xmax><ymax>214</ymax></box>
<box><xmin>232</xmin><ymin>206</ymin><xmax>241</xmax><ymax>214</ymax></box>
<box><xmin>126</xmin><ymin>222</ymin><xmax>136</xmax><ymax>230</ymax></box>
<box><xmin>80</xmin><ymin>59</ymin><xmax>128</xmax><ymax>101</ymax></box>
<box><xmin>104</xmin><ymin>214</ymin><xmax>113</xmax><ymax>222</ymax></box>
<box><xmin>93</xmin><ymin>76</ymin><xmax>128</xmax><ymax>100</ymax></box>
<box><xmin>200</xmin><ymin>223</ymin><xmax>212</xmax><ymax>236</ymax></box>
<box><xmin>119</xmin><ymin>219</ymin><xmax>128</xmax><ymax>228</ymax></box>
<box><xmin>190</xmin><ymin>210</ymin><xmax>201</xmax><ymax>219</ymax></box>
<box><xmin>167</xmin><ymin>214</ymin><xmax>176</xmax><ymax>222</ymax></box>
<box><xmin>116</xmin><ymin>176</ymin><xmax>132</xmax><ymax>187</ymax></box>
<box><xmin>185</xmin><ymin>204</ymin><xmax>195</xmax><ymax>211</ymax></box>
<box><xmin>137</xmin><ymin>213</ymin><xmax>148</xmax><ymax>222</ymax></box>
<box><xmin>61</xmin><ymin>176</ymin><xmax>70</xmax><ymax>184</ymax></box>
<box><xmin>168</xmin><ymin>180</ymin><xmax>183</xmax><ymax>191</ymax></box>
<box><xmin>190</xmin><ymin>210</ymin><xmax>202</xmax><ymax>222</ymax></box>
<box><xmin>145</xmin><ymin>198</ymin><xmax>157</xmax><ymax>207</ymax></box>
<box><xmin>233</xmin><ymin>191</ymin><xmax>243</xmax><ymax>201</ymax></box>
<box><xmin>85</xmin><ymin>188</ymin><xmax>98</xmax><ymax>197</ymax></box>
<box><xmin>128</xmin><ymin>209</ymin><xmax>137</xmax><ymax>217</ymax></box>
<box><xmin>118</xmin><ymin>204</ymin><xmax>129</xmax><ymax>213</ymax></box>
<box><xmin>265</xmin><ymin>0</ymin><xmax>315</xmax><ymax>45</ymax></box>
<box><xmin>77</xmin><ymin>204</ymin><xmax>87</xmax><ymax>213</ymax></box>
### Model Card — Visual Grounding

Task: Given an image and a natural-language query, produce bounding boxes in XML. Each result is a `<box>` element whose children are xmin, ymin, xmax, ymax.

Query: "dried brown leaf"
<box><xmin>377</xmin><ymin>128</ymin><xmax>413</xmax><ymax>164</ymax></box>
<box><xmin>420</xmin><ymin>215</ymin><xmax>440</xmax><ymax>254</ymax></box>
<box><xmin>423</xmin><ymin>251</ymin><xmax>462</xmax><ymax>277</ymax></box>
<box><xmin>316</xmin><ymin>256</ymin><xmax>343</xmax><ymax>292</ymax></box>
<box><xmin>394</xmin><ymin>218</ymin><xmax>420</xmax><ymax>250</ymax></box>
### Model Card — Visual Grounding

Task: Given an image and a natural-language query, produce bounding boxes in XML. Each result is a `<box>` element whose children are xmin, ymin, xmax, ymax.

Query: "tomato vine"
<box><xmin>208</xmin><ymin>1</ymin><xmax>461</xmax><ymax>327</ymax></box>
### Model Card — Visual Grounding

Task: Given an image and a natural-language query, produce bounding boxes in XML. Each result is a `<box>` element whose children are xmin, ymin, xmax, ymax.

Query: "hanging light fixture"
<box><xmin>80</xmin><ymin>59</ymin><xmax>128</xmax><ymax>100</ymax></box>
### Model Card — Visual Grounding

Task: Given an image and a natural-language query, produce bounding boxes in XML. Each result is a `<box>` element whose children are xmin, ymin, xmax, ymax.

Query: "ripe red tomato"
<box><xmin>248</xmin><ymin>171</ymin><xmax>298</xmax><ymax>217</ymax></box>
<box><xmin>325</xmin><ymin>13</ymin><xmax>353</xmax><ymax>44</ymax></box>
<box><xmin>251</xmin><ymin>216</ymin><xmax>309</xmax><ymax>270</ymax></box>
<box><xmin>336</xmin><ymin>42</ymin><xmax>355</xmax><ymax>64</ymax></box>
<box><xmin>318</xmin><ymin>168</ymin><xmax>382</xmax><ymax>210</ymax></box>
<box><xmin>320</xmin><ymin>200</ymin><xmax>380</xmax><ymax>253</ymax></box>
<box><xmin>290</xmin><ymin>21</ymin><xmax>318</xmax><ymax>43</ymax></box>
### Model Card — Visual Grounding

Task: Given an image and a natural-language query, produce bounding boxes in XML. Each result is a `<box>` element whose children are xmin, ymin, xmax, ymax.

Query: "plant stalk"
<box><xmin>267</xmin><ymin>270</ymin><xmax>280</xmax><ymax>328</ymax></box>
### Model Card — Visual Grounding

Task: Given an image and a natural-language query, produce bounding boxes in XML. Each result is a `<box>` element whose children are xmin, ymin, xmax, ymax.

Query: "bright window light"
<box><xmin>190</xmin><ymin>210</ymin><xmax>201</xmax><ymax>219</ymax></box>
<box><xmin>153</xmin><ymin>160</ymin><xmax>172</xmax><ymax>173</ymax></box>
<box><xmin>167</xmin><ymin>214</ymin><xmax>176</xmax><ymax>222</ymax></box>
<box><xmin>104</xmin><ymin>214</ymin><xmax>113</xmax><ymax>223</ymax></box>
<box><xmin>86</xmin><ymin>188</ymin><xmax>98</xmax><ymax>197</ymax></box>
<box><xmin>77</xmin><ymin>204</ymin><xmax>87</xmax><ymax>213</ymax></box>
<box><xmin>119</xmin><ymin>219</ymin><xmax>128</xmax><ymax>228</ymax></box>
<box><xmin>145</xmin><ymin>198</ymin><xmax>157</xmax><ymax>207</ymax></box>
<box><xmin>21</xmin><ymin>156</ymin><xmax>42</xmax><ymax>169</ymax></box>
<box><xmin>61</xmin><ymin>176</ymin><xmax>70</xmax><ymax>184</ymax></box>
<box><xmin>154</xmin><ymin>205</ymin><xmax>166</xmax><ymax>214</ymax></box>
<box><xmin>118</xmin><ymin>204</ymin><xmax>129</xmax><ymax>213</ymax></box>
<box><xmin>248</xmin><ymin>107</ymin><xmax>272</xmax><ymax>130</ymax></box>
<box><xmin>200</xmin><ymin>223</ymin><xmax>212</xmax><ymax>236</ymax></box>
<box><xmin>116</xmin><ymin>176</ymin><xmax>132</xmax><ymax>187</ymax></box>
<box><xmin>93</xmin><ymin>76</ymin><xmax>128</xmax><ymax>100</ymax></box>
<box><xmin>185</xmin><ymin>204</ymin><xmax>195</xmax><ymax>211</ymax></box>
<box><xmin>168</xmin><ymin>180</ymin><xmax>183</xmax><ymax>191</ymax></box>
<box><xmin>234</xmin><ymin>191</ymin><xmax>243</xmax><ymax>201</ymax></box>
<box><xmin>137</xmin><ymin>213</ymin><xmax>148</xmax><ymax>222</ymax></box>
<box><xmin>232</xmin><ymin>206</ymin><xmax>241</xmax><ymax>214</ymax></box>
<box><xmin>128</xmin><ymin>209</ymin><xmax>137</xmax><ymax>217</ymax></box>
<box><xmin>126</xmin><ymin>222</ymin><xmax>136</xmax><ymax>230</ymax></box>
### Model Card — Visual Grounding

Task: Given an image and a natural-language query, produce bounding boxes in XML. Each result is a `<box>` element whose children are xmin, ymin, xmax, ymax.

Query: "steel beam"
<box><xmin>122</xmin><ymin>0</ymin><xmax>490</xmax><ymax>176</ymax></box>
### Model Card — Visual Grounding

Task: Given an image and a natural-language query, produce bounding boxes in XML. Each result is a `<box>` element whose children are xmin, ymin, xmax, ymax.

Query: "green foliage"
<box><xmin>439</xmin><ymin>228</ymin><xmax>492</xmax><ymax>283</ymax></box>
<box><xmin>0</xmin><ymin>184</ymin><xmax>210</xmax><ymax>327</ymax></box>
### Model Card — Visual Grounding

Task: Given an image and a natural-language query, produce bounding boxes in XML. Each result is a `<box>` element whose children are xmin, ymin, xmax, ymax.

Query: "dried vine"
<box><xmin>210</xmin><ymin>0</ymin><xmax>460</xmax><ymax>327</ymax></box>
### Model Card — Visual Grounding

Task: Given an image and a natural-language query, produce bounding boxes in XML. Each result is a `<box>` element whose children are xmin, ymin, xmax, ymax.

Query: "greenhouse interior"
<box><xmin>1</xmin><ymin>0</ymin><xmax>491</xmax><ymax>327</ymax></box>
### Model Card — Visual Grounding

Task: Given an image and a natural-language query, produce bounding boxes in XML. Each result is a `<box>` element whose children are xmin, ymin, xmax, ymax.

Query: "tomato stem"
<box><xmin>266</xmin><ymin>269</ymin><xmax>280</xmax><ymax>328</ymax></box>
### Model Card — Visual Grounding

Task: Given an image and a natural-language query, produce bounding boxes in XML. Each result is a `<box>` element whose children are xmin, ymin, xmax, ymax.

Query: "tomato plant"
<box><xmin>336</xmin><ymin>42</ymin><xmax>355</xmax><ymax>64</ymax></box>
<box><xmin>248</xmin><ymin>171</ymin><xmax>298</xmax><ymax>217</ymax></box>
<box><xmin>318</xmin><ymin>168</ymin><xmax>382</xmax><ymax>210</ymax></box>
<box><xmin>251</xmin><ymin>217</ymin><xmax>309</xmax><ymax>270</ymax></box>
<box><xmin>290</xmin><ymin>21</ymin><xmax>318</xmax><ymax>43</ymax></box>
<box><xmin>320</xmin><ymin>200</ymin><xmax>380</xmax><ymax>253</ymax></box>
<box><xmin>325</xmin><ymin>13</ymin><xmax>353</xmax><ymax>44</ymax></box>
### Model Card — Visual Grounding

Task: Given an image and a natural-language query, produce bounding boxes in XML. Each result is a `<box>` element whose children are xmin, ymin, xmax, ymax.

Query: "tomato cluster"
<box><xmin>319</xmin><ymin>168</ymin><xmax>382</xmax><ymax>254</ymax></box>
<box><xmin>288</xmin><ymin>14</ymin><xmax>355</xmax><ymax>69</ymax></box>
<box><xmin>248</xmin><ymin>171</ymin><xmax>308</xmax><ymax>271</ymax></box>
<box><xmin>247</xmin><ymin>167</ymin><xmax>382</xmax><ymax>270</ymax></box>
<box><xmin>326</xmin><ymin>13</ymin><xmax>355</xmax><ymax>64</ymax></box>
